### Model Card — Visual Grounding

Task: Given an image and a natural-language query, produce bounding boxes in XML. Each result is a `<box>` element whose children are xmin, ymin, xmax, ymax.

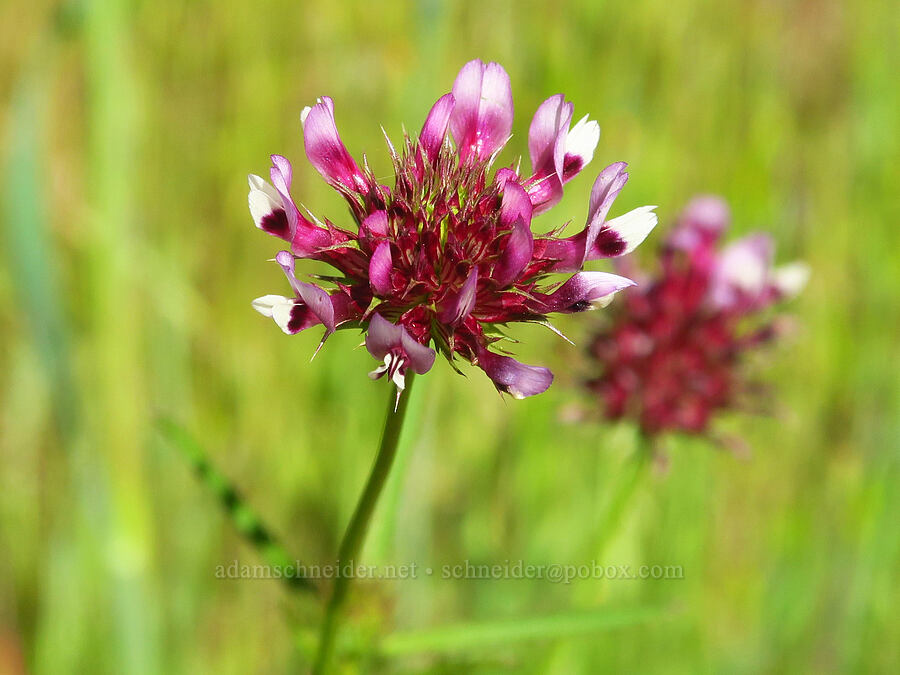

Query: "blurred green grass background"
<box><xmin>1</xmin><ymin>0</ymin><xmax>898</xmax><ymax>672</ymax></box>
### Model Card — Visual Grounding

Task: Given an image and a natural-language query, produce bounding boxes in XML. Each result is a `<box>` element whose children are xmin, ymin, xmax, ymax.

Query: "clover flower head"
<box><xmin>587</xmin><ymin>196</ymin><xmax>809</xmax><ymax>435</ymax></box>
<box><xmin>249</xmin><ymin>60</ymin><xmax>657</xmax><ymax>398</ymax></box>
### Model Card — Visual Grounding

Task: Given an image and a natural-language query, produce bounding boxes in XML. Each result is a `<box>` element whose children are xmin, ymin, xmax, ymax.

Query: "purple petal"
<box><xmin>399</xmin><ymin>331</ymin><xmax>437</xmax><ymax>374</ymax></box>
<box><xmin>526</xmin><ymin>98</ymin><xmax>599</xmax><ymax>214</ymax></box>
<box><xmin>476</xmin><ymin>348</ymin><xmax>554</xmax><ymax>399</ymax></box>
<box><xmin>301</xmin><ymin>96</ymin><xmax>365</xmax><ymax>191</ymax></box>
<box><xmin>528</xmin><ymin>94</ymin><xmax>572</xmax><ymax>181</ymax></box>
<box><xmin>365</xmin><ymin>313</ymin><xmax>402</xmax><ymax>360</ymax></box>
<box><xmin>500</xmin><ymin>181</ymin><xmax>533</xmax><ymax>228</ymax></box>
<box><xmin>270</xmin><ymin>154</ymin><xmax>293</xmax><ymax>193</ymax></box>
<box><xmin>540</xmin><ymin>237</ymin><xmax>582</xmax><ymax>273</ymax></box>
<box><xmin>249</xmin><ymin>158</ymin><xmax>330</xmax><ymax>257</ymax></box>
<box><xmin>478</xmin><ymin>62</ymin><xmax>514</xmax><ymax>150</ymax></box>
<box><xmin>450</xmin><ymin>60</ymin><xmax>514</xmax><ymax>161</ymax></box>
<box><xmin>439</xmin><ymin>266</ymin><xmax>479</xmax><ymax>326</ymax></box>
<box><xmin>709</xmin><ymin>234</ymin><xmax>774</xmax><ymax>307</ymax></box>
<box><xmin>494</xmin><ymin>219</ymin><xmax>534</xmax><ymax>287</ymax></box>
<box><xmin>668</xmin><ymin>195</ymin><xmax>730</xmax><ymax>252</ymax></box>
<box><xmin>584</xmin><ymin>206</ymin><xmax>658</xmax><ymax>260</ymax></box>
<box><xmin>361</xmin><ymin>210</ymin><xmax>389</xmax><ymax>237</ymax></box>
<box><xmin>542</xmin><ymin>195</ymin><xmax>652</xmax><ymax>275</ymax></box>
<box><xmin>275</xmin><ymin>251</ymin><xmax>336</xmax><ymax>332</ymax></box>
<box><xmin>419</xmin><ymin>93</ymin><xmax>455</xmax><ymax>162</ymax></box>
<box><xmin>494</xmin><ymin>167</ymin><xmax>520</xmax><ymax>191</ymax></box>
<box><xmin>532</xmin><ymin>271</ymin><xmax>635</xmax><ymax>314</ymax></box>
<box><xmin>269</xmin><ymin>155</ymin><xmax>301</xmax><ymax>235</ymax></box>
<box><xmin>582</xmin><ymin>162</ymin><xmax>629</xmax><ymax>262</ymax></box>
<box><xmin>587</xmin><ymin>162</ymin><xmax>629</xmax><ymax>227</ymax></box>
<box><xmin>526</xmin><ymin>173</ymin><xmax>564</xmax><ymax>215</ymax></box>
<box><xmin>682</xmin><ymin>195</ymin><xmax>730</xmax><ymax>233</ymax></box>
<box><xmin>365</xmin><ymin>314</ymin><xmax>436</xmax><ymax>374</ymax></box>
<box><xmin>368</xmin><ymin>241</ymin><xmax>393</xmax><ymax>296</ymax></box>
<box><xmin>525</xmin><ymin>95</ymin><xmax>573</xmax><ymax>214</ymax></box>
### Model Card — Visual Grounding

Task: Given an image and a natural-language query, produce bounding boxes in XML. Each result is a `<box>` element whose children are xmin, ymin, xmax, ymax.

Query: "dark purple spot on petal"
<box><xmin>562</xmin><ymin>155</ymin><xmax>583</xmax><ymax>182</ymax></box>
<box><xmin>288</xmin><ymin>304</ymin><xmax>314</xmax><ymax>333</ymax></box>
<box><xmin>261</xmin><ymin>208</ymin><xmax>290</xmax><ymax>239</ymax></box>
<box><xmin>569</xmin><ymin>300</ymin><xmax>592</xmax><ymax>312</ymax></box>
<box><xmin>593</xmin><ymin>229</ymin><xmax>627</xmax><ymax>257</ymax></box>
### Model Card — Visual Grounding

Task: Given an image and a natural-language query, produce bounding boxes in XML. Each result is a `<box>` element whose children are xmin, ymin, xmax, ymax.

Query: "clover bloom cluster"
<box><xmin>587</xmin><ymin>197</ymin><xmax>809</xmax><ymax>435</ymax></box>
<box><xmin>249</xmin><ymin>60</ymin><xmax>657</xmax><ymax>398</ymax></box>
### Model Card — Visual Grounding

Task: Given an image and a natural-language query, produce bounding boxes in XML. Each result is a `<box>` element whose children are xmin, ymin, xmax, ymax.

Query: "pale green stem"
<box><xmin>312</xmin><ymin>373</ymin><xmax>416</xmax><ymax>673</ymax></box>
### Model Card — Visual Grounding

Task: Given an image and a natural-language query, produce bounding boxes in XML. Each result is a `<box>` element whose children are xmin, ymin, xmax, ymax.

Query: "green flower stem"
<box><xmin>594</xmin><ymin>432</ymin><xmax>654</xmax><ymax>561</ymax></box>
<box><xmin>312</xmin><ymin>373</ymin><xmax>417</xmax><ymax>674</ymax></box>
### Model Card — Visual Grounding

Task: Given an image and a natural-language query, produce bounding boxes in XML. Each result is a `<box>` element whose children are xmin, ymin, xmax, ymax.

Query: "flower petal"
<box><xmin>581</xmin><ymin>162</ymin><xmax>629</xmax><ymax>263</ymax></box>
<box><xmin>499</xmin><ymin>181</ymin><xmax>533</xmax><ymax>228</ymax></box>
<box><xmin>540</xmin><ymin>170</ymin><xmax>643</xmax><ymax>273</ymax></box>
<box><xmin>250</xmin><ymin>157</ymin><xmax>330</xmax><ymax>257</ymax></box>
<box><xmin>526</xmin><ymin>95</ymin><xmax>573</xmax><ymax>214</ymax></box>
<box><xmin>585</xmin><ymin>205</ymin><xmax>658</xmax><ymax>260</ymax></box>
<box><xmin>301</xmin><ymin>96</ymin><xmax>366</xmax><ymax>191</ymax></box>
<box><xmin>248</xmin><ymin>175</ymin><xmax>290</xmax><ymax>239</ymax></box>
<box><xmin>528</xmin><ymin>94</ymin><xmax>572</xmax><ymax>181</ymax></box>
<box><xmin>494</xmin><ymin>167</ymin><xmax>520</xmax><ymax>191</ymax></box>
<box><xmin>439</xmin><ymin>266</ymin><xmax>479</xmax><ymax>326</ymax></box>
<box><xmin>771</xmin><ymin>261</ymin><xmax>810</xmax><ymax>298</ymax></box>
<box><xmin>494</xmin><ymin>218</ymin><xmax>534</xmax><ymax>287</ymax></box>
<box><xmin>682</xmin><ymin>195</ymin><xmax>730</xmax><ymax>234</ymax></box>
<box><xmin>476</xmin><ymin>348</ymin><xmax>554</xmax><ymax>399</ymax></box>
<box><xmin>562</xmin><ymin>115</ymin><xmax>600</xmax><ymax>182</ymax></box>
<box><xmin>399</xmin><ymin>331</ymin><xmax>437</xmax><ymax>374</ymax></box>
<box><xmin>272</xmin><ymin>302</ymin><xmax>322</xmax><ymax>335</ymax></box>
<box><xmin>365</xmin><ymin>314</ymin><xmax>436</xmax><ymax>374</ymax></box>
<box><xmin>361</xmin><ymin>210</ymin><xmax>389</xmax><ymax>237</ymax></box>
<box><xmin>449</xmin><ymin>59</ymin><xmax>514</xmax><ymax>161</ymax></box>
<box><xmin>587</xmin><ymin>162</ymin><xmax>629</xmax><ymax>228</ymax></box>
<box><xmin>708</xmin><ymin>234</ymin><xmax>774</xmax><ymax>308</ymax></box>
<box><xmin>419</xmin><ymin>93</ymin><xmax>455</xmax><ymax>162</ymax></box>
<box><xmin>668</xmin><ymin>195</ymin><xmax>730</xmax><ymax>251</ymax></box>
<box><xmin>532</xmin><ymin>271</ymin><xmax>636</xmax><ymax>313</ymax></box>
<box><xmin>268</xmin><ymin>155</ymin><xmax>301</xmax><ymax>234</ymax></box>
<box><xmin>275</xmin><ymin>251</ymin><xmax>336</xmax><ymax>332</ymax></box>
<box><xmin>251</xmin><ymin>294</ymin><xmax>290</xmax><ymax>319</ymax></box>
<box><xmin>365</xmin><ymin>313</ymin><xmax>402</xmax><ymax>360</ymax></box>
<box><xmin>252</xmin><ymin>294</ymin><xmax>321</xmax><ymax>335</ymax></box>
<box><xmin>368</xmin><ymin>241</ymin><xmax>393</xmax><ymax>296</ymax></box>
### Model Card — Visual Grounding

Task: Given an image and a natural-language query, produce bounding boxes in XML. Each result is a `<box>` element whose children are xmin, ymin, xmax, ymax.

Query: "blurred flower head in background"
<box><xmin>586</xmin><ymin>196</ymin><xmax>809</xmax><ymax>437</ymax></box>
<box><xmin>248</xmin><ymin>59</ymin><xmax>657</xmax><ymax>398</ymax></box>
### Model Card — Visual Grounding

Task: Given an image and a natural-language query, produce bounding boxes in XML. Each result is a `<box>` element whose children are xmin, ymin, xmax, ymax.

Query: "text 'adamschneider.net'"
<box><xmin>215</xmin><ymin>560</ymin><xmax>685</xmax><ymax>584</ymax></box>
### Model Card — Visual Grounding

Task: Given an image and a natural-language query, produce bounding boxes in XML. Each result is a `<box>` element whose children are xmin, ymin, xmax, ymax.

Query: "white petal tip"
<box><xmin>773</xmin><ymin>262</ymin><xmax>810</xmax><ymax>297</ymax></box>
<box><xmin>252</xmin><ymin>294</ymin><xmax>289</xmax><ymax>318</ymax></box>
<box><xmin>609</xmin><ymin>205</ymin><xmax>659</xmax><ymax>255</ymax></box>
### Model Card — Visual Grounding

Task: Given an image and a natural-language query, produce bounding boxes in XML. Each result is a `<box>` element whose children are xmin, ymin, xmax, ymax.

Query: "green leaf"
<box><xmin>156</xmin><ymin>417</ymin><xmax>317</xmax><ymax>593</ymax></box>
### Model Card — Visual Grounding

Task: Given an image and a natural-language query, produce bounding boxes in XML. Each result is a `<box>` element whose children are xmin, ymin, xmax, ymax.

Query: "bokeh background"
<box><xmin>1</xmin><ymin>0</ymin><xmax>898</xmax><ymax>672</ymax></box>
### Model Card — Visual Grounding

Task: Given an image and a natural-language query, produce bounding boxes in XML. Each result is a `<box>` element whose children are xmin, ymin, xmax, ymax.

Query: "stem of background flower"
<box><xmin>312</xmin><ymin>373</ymin><xmax>417</xmax><ymax>674</ymax></box>
<box><xmin>593</xmin><ymin>432</ymin><xmax>654</xmax><ymax>561</ymax></box>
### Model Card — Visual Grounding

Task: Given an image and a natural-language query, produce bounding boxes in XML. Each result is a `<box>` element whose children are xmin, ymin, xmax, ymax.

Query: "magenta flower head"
<box><xmin>586</xmin><ymin>196</ymin><xmax>809</xmax><ymax>437</ymax></box>
<box><xmin>249</xmin><ymin>60</ymin><xmax>657</xmax><ymax>399</ymax></box>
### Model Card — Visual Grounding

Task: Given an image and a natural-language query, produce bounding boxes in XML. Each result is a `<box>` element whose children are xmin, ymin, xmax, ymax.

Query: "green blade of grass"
<box><xmin>379</xmin><ymin>605</ymin><xmax>668</xmax><ymax>657</ymax></box>
<box><xmin>157</xmin><ymin>417</ymin><xmax>317</xmax><ymax>593</ymax></box>
<box><xmin>2</xmin><ymin>46</ymin><xmax>76</xmax><ymax>440</ymax></box>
